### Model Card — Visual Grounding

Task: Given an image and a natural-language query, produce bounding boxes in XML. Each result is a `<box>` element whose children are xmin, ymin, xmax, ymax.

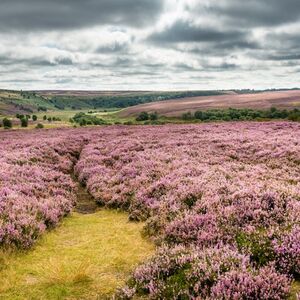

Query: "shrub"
<box><xmin>194</xmin><ymin>110</ymin><xmax>204</xmax><ymax>120</ymax></box>
<box><xmin>16</xmin><ymin>114</ymin><xmax>23</xmax><ymax>119</ymax></box>
<box><xmin>123</xmin><ymin>121</ymin><xmax>133</xmax><ymax>125</ymax></box>
<box><xmin>72</xmin><ymin>112</ymin><xmax>106</xmax><ymax>126</ymax></box>
<box><xmin>79</xmin><ymin>119</ymin><xmax>87</xmax><ymax>126</ymax></box>
<box><xmin>211</xmin><ymin>266</ymin><xmax>290</xmax><ymax>300</ymax></box>
<box><xmin>273</xmin><ymin>225</ymin><xmax>300</xmax><ymax>275</ymax></box>
<box><xmin>2</xmin><ymin>118</ymin><xmax>12</xmax><ymax>129</ymax></box>
<box><xmin>164</xmin><ymin>213</ymin><xmax>220</xmax><ymax>247</ymax></box>
<box><xmin>20</xmin><ymin>118</ymin><xmax>28</xmax><ymax>127</ymax></box>
<box><xmin>182</xmin><ymin>112</ymin><xmax>193</xmax><ymax>120</ymax></box>
<box><xmin>288</xmin><ymin>112</ymin><xmax>300</xmax><ymax>122</ymax></box>
<box><xmin>136</xmin><ymin>112</ymin><xmax>149</xmax><ymax>121</ymax></box>
<box><xmin>149</xmin><ymin>112</ymin><xmax>158</xmax><ymax>121</ymax></box>
<box><xmin>35</xmin><ymin>123</ymin><xmax>44</xmax><ymax>129</ymax></box>
<box><xmin>38</xmin><ymin>106</ymin><xmax>47</xmax><ymax>112</ymax></box>
<box><xmin>119</xmin><ymin>245</ymin><xmax>259</xmax><ymax>299</ymax></box>
<box><xmin>32</xmin><ymin>115</ymin><xmax>38</xmax><ymax>121</ymax></box>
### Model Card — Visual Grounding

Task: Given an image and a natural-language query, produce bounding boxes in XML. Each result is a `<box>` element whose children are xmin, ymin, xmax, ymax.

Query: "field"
<box><xmin>120</xmin><ymin>90</ymin><xmax>300</xmax><ymax>117</ymax></box>
<box><xmin>0</xmin><ymin>122</ymin><xmax>300</xmax><ymax>299</ymax></box>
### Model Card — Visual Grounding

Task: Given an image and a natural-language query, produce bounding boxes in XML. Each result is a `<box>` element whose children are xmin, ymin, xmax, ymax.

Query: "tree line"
<box><xmin>182</xmin><ymin>107</ymin><xmax>300</xmax><ymax>122</ymax></box>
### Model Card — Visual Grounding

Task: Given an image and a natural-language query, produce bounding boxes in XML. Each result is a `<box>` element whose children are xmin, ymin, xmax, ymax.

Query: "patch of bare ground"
<box><xmin>74</xmin><ymin>180</ymin><xmax>99</xmax><ymax>214</ymax></box>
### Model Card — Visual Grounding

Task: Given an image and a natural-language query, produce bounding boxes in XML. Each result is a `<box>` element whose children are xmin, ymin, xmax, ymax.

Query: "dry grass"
<box><xmin>0</xmin><ymin>210</ymin><xmax>154</xmax><ymax>299</ymax></box>
<box><xmin>290</xmin><ymin>281</ymin><xmax>300</xmax><ymax>300</ymax></box>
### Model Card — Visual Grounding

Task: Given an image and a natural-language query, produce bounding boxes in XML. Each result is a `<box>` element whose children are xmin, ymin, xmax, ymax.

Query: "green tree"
<box><xmin>3</xmin><ymin>118</ymin><xmax>12</xmax><ymax>129</ymax></box>
<box><xmin>150</xmin><ymin>112</ymin><xmax>158</xmax><ymax>121</ymax></box>
<box><xmin>21</xmin><ymin>118</ymin><xmax>28</xmax><ymax>127</ymax></box>
<box><xmin>182</xmin><ymin>112</ymin><xmax>193</xmax><ymax>120</ymax></box>
<box><xmin>32</xmin><ymin>115</ymin><xmax>38</xmax><ymax>121</ymax></box>
<box><xmin>35</xmin><ymin>123</ymin><xmax>44</xmax><ymax>129</ymax></box>
<box><xmin>136</xmin><ymin>112</ymin><xmax>149</xmax><ymax>121</ymax></box>
<box><xmin>79</xmin><ymin>119</ymin><xmax>87</xmax><ymax>126</ymax></box>
<box><xmin>194</xmin><ymin>111</ymin><xmax>204</xmax><ymax>120</ymax></box>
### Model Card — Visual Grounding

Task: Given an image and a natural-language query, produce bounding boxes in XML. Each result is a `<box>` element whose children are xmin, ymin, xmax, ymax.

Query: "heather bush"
<box><xmin>73</xmin><ymin>122</ymin><xmax>300</xmax><ymax>299</ymax></box>
<box><xmin>118</xmin><ymin>245</ymin><xmax>290</xmax><ymax>299</ymax></box>
<box><xmin>0</xmin><ymin>129</ymin><xmax>86</xmax><ymax>248</ymax></box>
<box><xmin>273</xmin><ymin>225</ymin><xmax>300</xmax><ymax>275</ymax></box>
<box><xmin>164</xmin><ymin>212</ymin><xmax>220</xmax><ymax>247</ymax></box>
<box><xmin>210</xmin><ymin>266</ymin><xmax>290</xmax><ymax>300</ymax></box>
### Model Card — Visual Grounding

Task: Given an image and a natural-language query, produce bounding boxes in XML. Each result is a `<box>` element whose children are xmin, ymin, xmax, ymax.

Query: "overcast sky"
<box><xmin>0</xmin><ymin>0</ymin><xmax>300</xmax><ymax>90</ymax></box>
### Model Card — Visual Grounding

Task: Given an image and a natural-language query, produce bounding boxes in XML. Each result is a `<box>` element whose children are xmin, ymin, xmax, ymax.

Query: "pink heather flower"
<box><xmin>2</xmin><ymin>122</ymin><xmax>300</xmax><ymax>297</ymax></box>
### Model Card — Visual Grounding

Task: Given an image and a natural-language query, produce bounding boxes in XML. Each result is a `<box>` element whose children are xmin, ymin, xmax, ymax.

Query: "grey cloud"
<box><xmin>173</xmin><ymin>63</ymin><xmax>199</xmax><ymax>72</ymax></box>
<box><xmin>95</xmin><ymin>42</ymin><xmax>130</xmax><ymax>54</ymax></box>
<box><xmin>0</xmin><ymin>53</ymin><xmax>74</xmax><ymax>67</ymax></box>
<box><xmin>204</xmin><ymin>0</ymin><xmax>300</xmax><ymax>27</ymax></box>
<box><xmin>0</xmin><ymin>78</ymin><xmax>42</xmax><ymax>83</ymax></box>
<box><xmin>200</xmin><ymin>62</ymin><xmax>240</xmax><ymax>72</ymax></box>
<box><xmin>214</xmin><ymin>40</ymin><xmax>260</xmax><ymax>51</ymax></box>
<box><xmin>31</xmin><ymin>57</ymin><xmax>74</xmax><ymax>66</ymax></box>
<box><xmin>265</xmin><ymin>32</ymin><xmax>300</xmax><ymax>50</ymax></box>
<box><xmin>148</xmin><ymin>20</ymin><xmax>247</xmax><ymax>44</ymax></box>
<box><xmin>184</xmin><ymin>40</ymin><xmax>260</xmax><ymax>57</ymax></box>
<box><xmin>55</xmin><ymin>78</ymin><xmax>73</xmax><ymax>84</ymax></box>
<box><xmin>0</xmin><ymin>0</ymin><xmax>164</xmax><ymax>31</ymax></box>
<box><xmin>173</xmin><ymin>61</ymin><xmax>239</xmax><ymax>73</ymax></box>
<box><xmin>1</xmin><ymin>0</ymin><xmax>300</xmax><ymax>90</ymax></box>
<box><xmin>265</xmin><ymin>54</ymin><xmax>300</xmax><ymax>61</ymax></box>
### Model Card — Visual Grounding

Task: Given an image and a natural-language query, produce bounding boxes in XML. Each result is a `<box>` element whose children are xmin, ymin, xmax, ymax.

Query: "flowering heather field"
<box><xmin>75</xmin><ymin>122</ymin><xmax>300</xmax><ymax>299</ymax></box>
<box><xmin>0</xmin><ymin>129</ymin><xmax>87</xmax><ymax>248</ymax></box>
<box><xmin>1</xmin><ymin>122</ymin><xmax>300</xmax><ymax>299</ymax></box>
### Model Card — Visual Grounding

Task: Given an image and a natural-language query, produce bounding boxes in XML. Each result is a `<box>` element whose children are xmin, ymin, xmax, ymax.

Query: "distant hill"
<box><xmin>119</xmin><ymin>90</ymin><xmax>300</xmax><ymax>118</ymax></box>
<box><xmin>0</xmin><ymin>90</ymin><xmax>53</xmax><ymax>115</ymax></box>
<box><xmin>1</xmin><ymin>88</ymin><xmax>299</xmax><ymax>116</ymax></box>
<box><xmin>0</xmin><ymin>89</ymin><xmax>227</xmax><ymax>115</ymax></box>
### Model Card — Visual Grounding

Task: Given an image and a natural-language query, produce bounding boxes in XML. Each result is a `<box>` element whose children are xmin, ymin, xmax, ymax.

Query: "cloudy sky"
<box><xmin>0</xmin><ymin>0</ymin><xmax>300</xmax><ymax>90</ymax></box>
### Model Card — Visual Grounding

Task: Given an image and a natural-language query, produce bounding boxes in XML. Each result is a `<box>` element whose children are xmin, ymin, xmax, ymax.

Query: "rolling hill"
<box><xmin>119</xmin><ymin>90</ymin><xmax>300</xmax><ymax>118</ymax></box>
<box><xmin>0</xmin><ymin>89</ymin><xmax>226</xmax><ymax>115</ymax></box>
<box><xmin>1</xmin><ymin>88</ymin><xmax>300</xmax><ymax>118</ymax></box>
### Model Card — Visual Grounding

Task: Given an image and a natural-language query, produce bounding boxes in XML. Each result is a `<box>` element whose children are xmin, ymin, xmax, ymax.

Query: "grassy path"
<box><xmin>0</xmin><ymin>210</ymin><xmax>154</xmax><ymax>299</ymax></box>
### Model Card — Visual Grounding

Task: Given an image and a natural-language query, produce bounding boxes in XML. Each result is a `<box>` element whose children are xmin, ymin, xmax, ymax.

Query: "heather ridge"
<box><xmin>1</xmin><ymin>122</ymin><xmax>300</xmax><ymax>299</ymax></box>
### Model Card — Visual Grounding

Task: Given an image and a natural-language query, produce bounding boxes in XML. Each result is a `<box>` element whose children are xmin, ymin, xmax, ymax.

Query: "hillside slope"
<box><xmin>0</xmin><ymin>89</ymin><xmax>226</xmax><ymax>115</ymax></box>
<box><xmin>119</xmin><ymin>90</ymin><xmax>300</xmax><ymax>117</ymax></box>
<box><xmin>0</xmin><ymin>90</ymin><xmax>53</xmax><ymax>115</ymax></box>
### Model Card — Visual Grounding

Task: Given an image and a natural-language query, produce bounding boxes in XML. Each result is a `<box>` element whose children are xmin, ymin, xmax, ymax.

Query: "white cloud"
<box><xmin>0</xmin><ymin>0</ymin><xmax>299</xmax><ymax>90</ymax></box>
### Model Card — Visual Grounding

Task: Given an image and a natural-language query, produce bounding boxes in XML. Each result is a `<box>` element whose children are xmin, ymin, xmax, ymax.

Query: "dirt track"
<box><xmin>120</xmin><ymin>90</ymin><xmax>300</xmax><ymax>117</ymax></box>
